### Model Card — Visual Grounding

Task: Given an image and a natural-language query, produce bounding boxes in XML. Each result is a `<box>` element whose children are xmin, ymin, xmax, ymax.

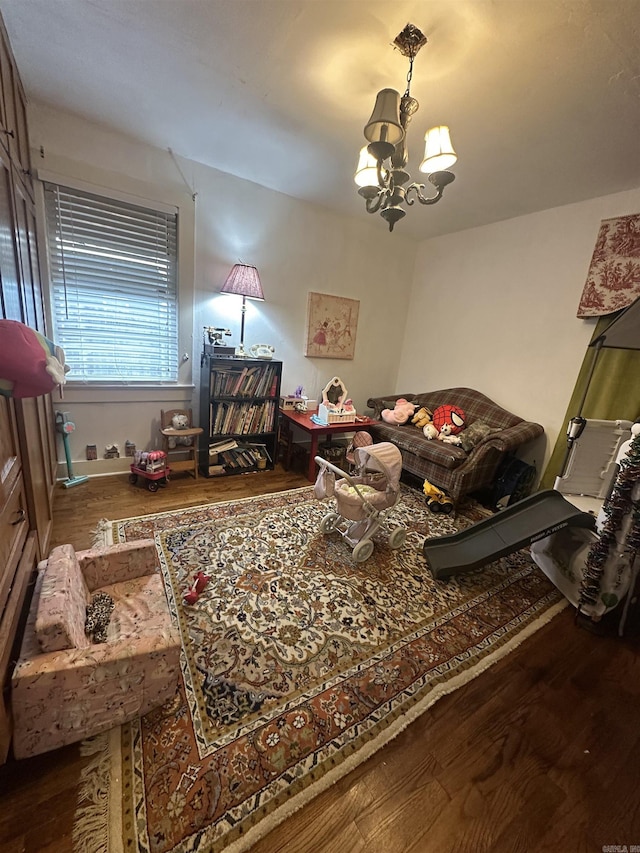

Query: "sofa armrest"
<box><xmin>76</xmin><ymin>540</ymin><xmax>158</xmax><ymax>591</ymax></box>
<box><xmin>366</xmin><ymin>393</ymin><xmax>416</xmax><ymax>419</ymax></box>
<box><xmin>481</xmin><ymin>420</ymin><xmax>544</xmax><ymax>453</ymax></box>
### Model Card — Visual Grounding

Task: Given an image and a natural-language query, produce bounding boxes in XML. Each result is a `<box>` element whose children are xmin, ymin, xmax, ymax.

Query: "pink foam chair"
<box><xmin>11</xmin><ymin>540</ymin><xmax>181</xmax><ymax>759</ymax></box>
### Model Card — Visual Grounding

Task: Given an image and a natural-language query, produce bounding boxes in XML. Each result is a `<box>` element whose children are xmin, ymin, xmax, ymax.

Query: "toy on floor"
<box><xmin>423</xmin><ymin>479</ymin><xmax>454</xmax><ymax>514</ymax></box>
<box><xmin>183</xmin><ymin>571</ymin><xmax>211</xmax><ymax>605</ymax></box>
<box><xmin>314</xmin><ymin>441</ymin><xmax>406</xmax><ymax>562</ymax></box>
<box><xmin>129</xmin><ymin>450</ymin><xmax>170</xmax><ymax>492</ymax></box>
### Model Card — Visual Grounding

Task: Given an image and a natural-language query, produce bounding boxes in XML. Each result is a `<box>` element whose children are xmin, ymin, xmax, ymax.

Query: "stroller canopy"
<box><xmin>353</xmin><ymin>441</ymin><xmax>403</xmax><ymax>490</ymax></box>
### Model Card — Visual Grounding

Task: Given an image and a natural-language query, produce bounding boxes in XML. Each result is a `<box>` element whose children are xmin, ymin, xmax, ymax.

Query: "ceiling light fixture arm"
<box><xmin>405</xmin><ymin>171</ymin><xmax>456</xmax><ymax>206</ymax></box>
<box><xmin>364</xmin><ymin>188</ymin><xmax>388</xmax><ymax>214</ymax></box>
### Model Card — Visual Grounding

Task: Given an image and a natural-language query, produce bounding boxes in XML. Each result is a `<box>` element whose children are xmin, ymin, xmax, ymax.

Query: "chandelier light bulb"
<box><xmin>354</xmin><ymin>146</ymin><xmax>380</xmax><ymax>188</ymax></box>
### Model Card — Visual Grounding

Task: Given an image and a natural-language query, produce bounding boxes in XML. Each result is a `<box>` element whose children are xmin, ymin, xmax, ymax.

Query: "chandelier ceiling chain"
<box><xmin>354</xmin><ymin>23</ymin><xmax>457</xmax><ymax>232</ymax></box>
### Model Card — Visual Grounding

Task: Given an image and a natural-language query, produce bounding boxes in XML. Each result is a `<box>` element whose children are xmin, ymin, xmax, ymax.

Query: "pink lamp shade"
<box><xmin>220</xmin><ymin>264</ymin><xmax>265</xmax><ymax>301</ymax></box>
<box><xmin>219</xmin><ymin>263</ymin><xmax>265</xmax><ymax>357</ymax></box>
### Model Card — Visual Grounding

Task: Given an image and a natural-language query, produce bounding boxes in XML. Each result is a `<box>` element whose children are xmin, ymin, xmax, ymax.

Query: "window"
<box><xmin>44</xmin><ymin>183</ymin><xmax>178</xmax><ymax>382</ymax></box>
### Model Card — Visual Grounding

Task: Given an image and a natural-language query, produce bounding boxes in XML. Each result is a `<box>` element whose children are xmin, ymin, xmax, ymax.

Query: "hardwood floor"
<box><xmin>0</xmin><ymin>470</ymin><xmax>638</xmax><ymax>852</ymax></box>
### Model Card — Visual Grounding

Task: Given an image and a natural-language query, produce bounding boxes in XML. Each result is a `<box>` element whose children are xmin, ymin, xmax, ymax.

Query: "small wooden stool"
<box><xmin>160</xmin><ymin>409</ymin><xmax>204</xmax><ymax>479</ymax></box>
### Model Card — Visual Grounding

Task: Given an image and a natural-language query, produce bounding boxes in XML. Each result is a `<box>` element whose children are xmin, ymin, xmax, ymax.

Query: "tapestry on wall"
<box><xmin>305</xmin><ymin>292</ymin><xmax>359</xmax><ymax>359</ymax></box>
<box><xmin>577</xmin><ymin>213</ymin><xmax>640</xmax><ymax>318</ymax></box>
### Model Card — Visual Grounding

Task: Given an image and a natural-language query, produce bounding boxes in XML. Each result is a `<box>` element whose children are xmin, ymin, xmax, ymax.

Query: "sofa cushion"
<box><xmin>369</xmin><ymin>422</ymin><xmax>467</xmax><ymax>470</ymax></box>
<box><xmin>35</xmin><ymin>544</ymin><xmax>91</xmax><ymax>652</ymax></box>
<box><xmin>412</xmin><ymin>389</ymin><xmax>521</xmax><ymax>431</ymax></box>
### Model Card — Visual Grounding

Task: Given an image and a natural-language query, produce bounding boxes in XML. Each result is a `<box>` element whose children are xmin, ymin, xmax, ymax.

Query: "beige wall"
<box><xmin>30</xmin><ymin>103</ymin><xmax>640</xmax><ymax>483</ymax></box>
<box><xmin>399</xmin><ymin>187</ymin><xmax>640</xmax><ymax>476</ymax></box>
<box><xmin>30</xmin><ymin>104</ymin><xmax>416</xmax><ymax>477</ymax></box>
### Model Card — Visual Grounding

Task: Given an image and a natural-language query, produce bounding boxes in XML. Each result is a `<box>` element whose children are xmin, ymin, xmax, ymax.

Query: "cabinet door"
<box><xmin>0</xmin><ymin>146</ymin><xmax>21</xmax><ymax>321</ymax></box>
<box><xmin>0</xmin><ymin>396</ymin><xmax>20</xmax><ymax>501</ymax></box>
<box><xmin>12</xmin><ymin>169</ymin><xmax>43</xmax><ymax>331</ymax></box>
<box><xmin>0</xmin><ymin>24</ymin><xmax>16</xmax><ymax>162</ymax></box>
<box><xmin>16</xmin><ymin>396</ymin><xmax>55</xmax><ymax>560</ymax></box>
<box><xmin>0</xmin><ymin>18</ymin><xmax>31</xmax><ymax>179</ymax></box>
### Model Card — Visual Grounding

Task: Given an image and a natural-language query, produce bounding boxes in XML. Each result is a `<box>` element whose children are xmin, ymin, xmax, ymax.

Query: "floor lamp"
<box><xmin>220</xmin><ymin>263</ymin><xmax>265</xmax><ymax>358</ymax></box>
<box><xmin>555</xmin><ymin>296</ymin><xmax>640</xmax><ymax>488</ymax></box>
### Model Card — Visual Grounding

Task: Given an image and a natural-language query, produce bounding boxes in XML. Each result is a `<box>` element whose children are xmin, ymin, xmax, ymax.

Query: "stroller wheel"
<box><xmin>352</xmin><ymin>540</ymin><xmax>374</xmax><ymax>563</ymax></box>
<box><xmin>320</xmin><ymin>512</ymin><xmax>339</xmax><ymax>534</ymax></box>
<box><xmin>388</xmin><ymin>527</ymin><xmax>406</xmax><ymax>549</ymax></box>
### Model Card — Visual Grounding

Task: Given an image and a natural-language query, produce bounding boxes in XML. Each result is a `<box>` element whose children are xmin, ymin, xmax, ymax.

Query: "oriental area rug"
<box><xmin>74</xmin><ymin>486</ymin><xmax>565</xmax><ymax>853</ymax></box>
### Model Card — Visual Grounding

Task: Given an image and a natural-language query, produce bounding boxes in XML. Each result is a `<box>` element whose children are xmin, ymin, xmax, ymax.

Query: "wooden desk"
<box><xmin>278</xmin><ymin>410</ymin><xmax>377</xmax><ymax>482</ymax></box>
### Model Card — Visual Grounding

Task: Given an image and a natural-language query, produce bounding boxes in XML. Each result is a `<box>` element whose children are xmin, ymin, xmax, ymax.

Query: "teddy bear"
<box><xmin>167</xmin><ymin>412</ymin><xmax>194</xmax><ymax>449</ymax></box>
<box><xmin>423</xmin><ymin>423</ymin><xmax>439</xmax><ymax>440</ymax></box>
<box><xmin>412</xmin><ymin>406</ymin><xmax>433</xmax><ymax>429</ymax></box>
<box><xmin>381</xmin><ymin>398</ymin><xmax>417</xmax><ymax>425</ymax></box>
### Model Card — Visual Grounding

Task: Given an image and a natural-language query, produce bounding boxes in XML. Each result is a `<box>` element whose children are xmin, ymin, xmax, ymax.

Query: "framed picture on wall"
<box><xmin>305</xmin><ymin>292</ymin><xmax>360</xmax><ymax>359</ymax></box>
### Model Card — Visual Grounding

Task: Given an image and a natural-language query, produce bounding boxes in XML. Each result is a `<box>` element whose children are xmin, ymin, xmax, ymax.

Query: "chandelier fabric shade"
<box><xmin>420</xmin><ymin>126</ymin><xmax>457</xmax><ymax>173</ymax></box>
<box><xmin>354</xmin><ymin>23</ymin><xmax>458</xmax><ymax>232</ymax></box>
<box><xmin>363</xmin><ymin>88</ymin><xmax>404</xmax><ymax>148</ymax></box>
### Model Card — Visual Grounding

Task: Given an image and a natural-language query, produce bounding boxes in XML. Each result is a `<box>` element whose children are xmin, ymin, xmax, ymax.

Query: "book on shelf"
<box><xmin>244</xmin><ymin>441</ymin><xmax>273</xmax><ymax>464</ymax></box>
<box><xmin>209</xmin><ymin>438</ymin><xmax>238</xmax><ymax>454</ymax></box>
<box><xmin>208</xmin><ymin>464</ymin><xmax>226</xmax><ymax>476</ymax></box>
<box><xmin>231</xmin><ymin>366</ymin><xmax>249</xmax><ymax>396</ymax></box>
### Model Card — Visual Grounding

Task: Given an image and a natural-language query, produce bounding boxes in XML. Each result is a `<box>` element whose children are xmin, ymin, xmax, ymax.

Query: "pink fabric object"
<box><xmin>381</xmin><ymin>398</ymin><xmax>416</xmax><ymax>425</ymax></box>
<box><xmin>0</xmin><ymin>319</ymin><xmax>67</xmax><ymax>398</ymax></box>
<box><xmin>76</xmin><ymin>540</ymin><xmax>158</xmax><ymax>591</ymax></box>
<box><xmin>576</xmin><ymin>214</ymin><xmax>640</xmax><ymax>318</ymax></box>
<box><xmin>11</xmin><ymin>540</ymin><xmax>181</xmax><ymax>760</ymax></box>
<box><xmin>35</xmin><ymin>545</ymin><xmax>91</xmax><ymax>652</ymax></box>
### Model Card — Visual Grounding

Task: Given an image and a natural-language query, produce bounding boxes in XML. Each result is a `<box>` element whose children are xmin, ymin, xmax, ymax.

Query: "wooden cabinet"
<box><xmin>0</xmin><ymin>13</ymin><xmax>54</xmax><ymax>762</ymax></box>
<box><xmin>0</xmin><ymin>18</ymin><xmax>30</xmax><ymax>180</ymax></box>
<box><xmin>199</xmin><ymin>356</ymin><xmax>282</xmax><ymax>476</ymax></box>
<box><xmin>0</xmin><ymin>398</ymin><xmax>37</xmax><ymax>763</ymax></box>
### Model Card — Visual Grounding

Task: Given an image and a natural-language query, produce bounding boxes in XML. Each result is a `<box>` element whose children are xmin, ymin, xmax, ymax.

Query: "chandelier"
<box><xmin>354</xmin><ymin>23</ymin><xmax>457</xmax><ymax>232</ymax></box>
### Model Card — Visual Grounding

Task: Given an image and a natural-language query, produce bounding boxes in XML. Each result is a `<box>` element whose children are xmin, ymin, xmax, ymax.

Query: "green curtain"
<box><xmin>540</xmin><ymin>314</ymin><xmax>640</xmax><ymax>489</ymax></box>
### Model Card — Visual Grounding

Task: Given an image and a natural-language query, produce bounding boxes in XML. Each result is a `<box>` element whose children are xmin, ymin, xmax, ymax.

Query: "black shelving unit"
<box><xmin>199</xmin><ymin>355</ymin><xmax>282</xmax><ymax>477</ymax></box>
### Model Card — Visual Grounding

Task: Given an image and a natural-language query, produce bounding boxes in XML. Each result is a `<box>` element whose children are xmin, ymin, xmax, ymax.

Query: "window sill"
<box><xmin>57</xmin><ymin>384</ymin><xmax>195</xmax><ymax>404</ymax></box>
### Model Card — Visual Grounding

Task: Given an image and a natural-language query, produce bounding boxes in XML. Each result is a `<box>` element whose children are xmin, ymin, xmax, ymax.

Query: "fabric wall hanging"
<box><xmin>577</xmin><ymin>213</ymin><xmax>640</xmax><ymax>318</ymax></box>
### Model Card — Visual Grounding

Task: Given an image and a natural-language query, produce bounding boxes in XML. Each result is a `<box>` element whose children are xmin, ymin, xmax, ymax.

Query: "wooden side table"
<box><xmin>278</xmin><ymin>409</ymin><xmax>378</xmax><ymax>482</ymax></box>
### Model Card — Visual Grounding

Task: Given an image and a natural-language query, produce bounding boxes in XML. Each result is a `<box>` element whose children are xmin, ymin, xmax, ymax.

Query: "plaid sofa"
<box><xmin>366</xmin><ymin>387</ymin><xmax>544</xmax><ymax>502</ymax></box>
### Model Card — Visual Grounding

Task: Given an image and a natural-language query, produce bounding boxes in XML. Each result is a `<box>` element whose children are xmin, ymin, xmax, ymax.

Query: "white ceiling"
<box><xmin>1</xmin><ymin>0</ymin><xmax>639</xmax><ymax>240</ymax></box>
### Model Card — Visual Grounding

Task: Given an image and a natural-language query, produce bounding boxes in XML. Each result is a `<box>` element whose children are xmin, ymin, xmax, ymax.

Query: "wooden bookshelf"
<box><xmin>199</xmin><ymin>356</ymin><xmax>282</xmax><ymax>477</ymax></box>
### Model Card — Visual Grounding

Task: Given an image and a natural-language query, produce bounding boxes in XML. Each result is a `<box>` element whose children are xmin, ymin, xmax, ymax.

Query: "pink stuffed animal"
<box><xmin>381</xmin><ymin>398</ymin><xmax>416</xmax><ymax>425</ymax></box>
<box><xmin>0</xmin><ymin>319</ymin><xmax>68</xmax><ymax>399</ymax></box>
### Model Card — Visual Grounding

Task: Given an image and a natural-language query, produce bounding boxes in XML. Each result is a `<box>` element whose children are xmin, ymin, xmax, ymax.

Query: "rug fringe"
<box><xmin>92</xmin><ymin>518</ymin><xmax>113</xmax><ymax>547</ymax></box>
<box><xmin>73</xmin><ymin>733</ymin><xmax>112</xmax><ymax>853</ymax></box>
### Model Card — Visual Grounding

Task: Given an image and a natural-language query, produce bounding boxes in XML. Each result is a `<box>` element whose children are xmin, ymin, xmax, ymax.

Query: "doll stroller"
<box><xmin>314</xmin><ymin>441</ymin><xmax>406</xmax><ymax>562</ymax></box>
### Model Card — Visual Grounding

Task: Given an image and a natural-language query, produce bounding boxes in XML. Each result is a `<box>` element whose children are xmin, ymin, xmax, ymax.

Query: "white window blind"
<box><xmin>44</xmin><ymin>182</ymin><xmax>178</xmax><ymax>382</ymax></box>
